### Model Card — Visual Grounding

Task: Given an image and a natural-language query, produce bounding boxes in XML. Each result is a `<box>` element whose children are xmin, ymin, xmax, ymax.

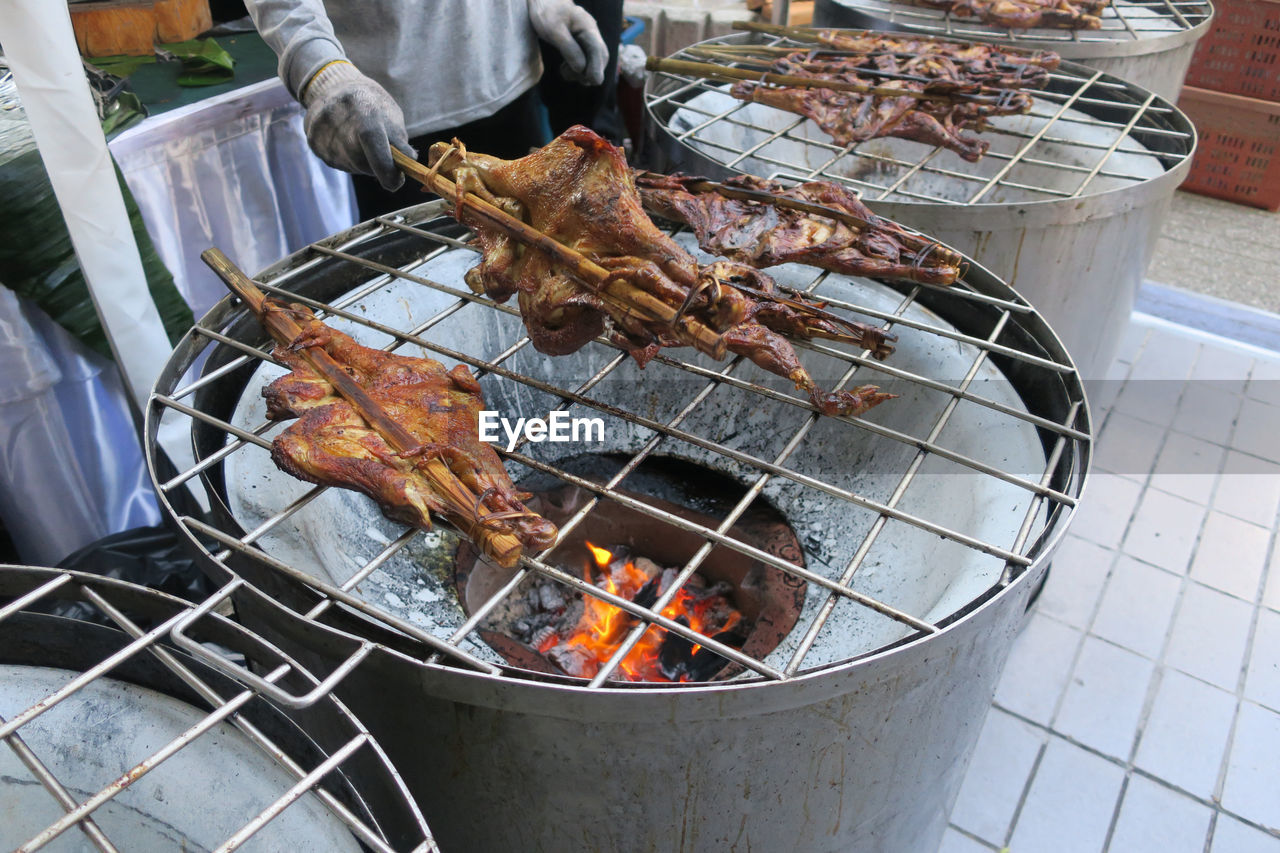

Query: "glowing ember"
<box><xmin>540</xmin><ymin>542</ymin><xmax>746</xmax><ymax>682</ymax></box>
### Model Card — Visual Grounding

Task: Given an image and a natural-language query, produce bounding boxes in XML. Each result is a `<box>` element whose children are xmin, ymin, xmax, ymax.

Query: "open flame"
<box><xmin>539</xmin><ymin>541</ymin><xmax>745</xmax><ymax>682</ymax></box>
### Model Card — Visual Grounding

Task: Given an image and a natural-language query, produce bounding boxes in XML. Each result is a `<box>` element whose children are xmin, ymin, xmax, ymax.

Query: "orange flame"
<box><xmin>540</xmin><ymin>542</ymin><xmax>744</xmax><ymax>682</ymax></box>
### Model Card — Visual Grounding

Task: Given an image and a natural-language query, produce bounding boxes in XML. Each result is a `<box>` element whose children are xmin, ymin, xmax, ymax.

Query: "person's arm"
<box><xmin>243</xmin><ymin>0</ymin><xmax>346</xmax><ymax>100</ymax></box>
<box><xmin>243</xmin><ymin>0</ymin><xmax>412</xmax><ymax>190</ymax></box>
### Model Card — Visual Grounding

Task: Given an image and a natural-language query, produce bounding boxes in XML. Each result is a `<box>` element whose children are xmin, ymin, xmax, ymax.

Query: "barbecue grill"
<box><xmin>145</xmin><ymin>197</ymin><xmax>1089</xmax><ymax>851</ymax></box>
<box><xmin>813</xmin><ymin>0</ymin><xmax>1214</xmax><ymax>101</ymax></box>
<box><xmin>0</xmin><ymin>565</ymin><xmax>434</xmax><ymax>851</ymax></box>
<box><xmin>645</xmin><ymin>31</ymin><xmax>1196</xmax><ymax>376</ymax></box>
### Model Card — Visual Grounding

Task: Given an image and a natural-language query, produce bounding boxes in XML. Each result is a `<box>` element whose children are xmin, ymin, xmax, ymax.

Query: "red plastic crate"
<box><xmin>1184</xmin><ymin>0</ymin><xmax>1280</xmax><ymax>102</ymax></box>
<box><xmin>1178</xmin><ymin>86</ymin><xmax>1280</xmax><ymax>210</ymax></box>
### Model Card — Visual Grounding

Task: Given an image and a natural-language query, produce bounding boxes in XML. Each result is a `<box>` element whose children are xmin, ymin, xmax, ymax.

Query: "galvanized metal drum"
<box><xmin>146</xmin><ymin>200</ymin><xmax>1089</xmax><ymax>852</ymax></box>
<box><xmin>0</xmin><ymin>565</ymin><xmax>435</xmax><ymax>852</ymax></box>
<box><xmin>813</xmin><ymin>0</ymin><xmax>1214</xmax><ymax>102</ymax></box>
<box><xmin>645</xmin><ymin>32</ymin><xmax>1196</xmax><ymax>376</ymax></box>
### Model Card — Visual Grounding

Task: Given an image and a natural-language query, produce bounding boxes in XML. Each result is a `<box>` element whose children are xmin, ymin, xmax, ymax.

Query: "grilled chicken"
<box><xmin>635</xmin><ymin>171</ymin><xmax>964</xmax><ymax>286</ymax></box>
<box><xmin>263</xmin><ymin>306</ymin><xmax>557</xmax><ymax>554</ymax></box>
<box><xmin>729</xmin><ymin>55</ymin><xmax>1033</xmax><ymax>161</ymax></box>
<box><xmin>425</xmin><ymin>126</ymin><xmax>895</xmax><ymax>417</ymax></box>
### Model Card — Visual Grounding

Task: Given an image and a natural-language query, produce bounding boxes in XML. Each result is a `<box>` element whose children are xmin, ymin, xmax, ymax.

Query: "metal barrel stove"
<box><xmin>146</xmin><ymin>199</ymin><xmax>1090</xmax><ymax>852</ymax></box>
<box><xmin>645</xmin><ymin>32</ymin><xmax>1197</xmax><ymax>377</ymax></box>
<box><xmin>0</xmin><ymin>565</ymin><xmax>435</xmax><ymax>851</ymax></box>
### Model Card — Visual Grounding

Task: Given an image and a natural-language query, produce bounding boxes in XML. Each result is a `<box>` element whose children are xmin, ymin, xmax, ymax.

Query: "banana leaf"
<box><xmin>0</xmin><ymin>129</ymin><xmax>193</xmax><ymax>361</ymax></box>
<box><xmin>92</xmin><ymin>39</ymin><xmax>236</xmax><ymax>88</ymax></box>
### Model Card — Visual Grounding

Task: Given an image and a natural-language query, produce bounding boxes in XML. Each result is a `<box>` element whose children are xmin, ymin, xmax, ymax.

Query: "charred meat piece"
<box><xmin>729</xmin><ymin>56</ymin><xmax>1033</xmax><ymax>161</ymax></box>
<box><xmin>635</xmin><ymin>171</ymin><xmax>964</xmax><ymax>286</ymax></box>
<box><xmin>263</xmin><ymin>305</ymin><xmax>557</xmax><ymax>559</ymax></box>
<box><xmin>425</xmin><ymin>126</ymin><xmax>896</xmax><ymax>417</ymax></box>
<box><xmin>906</xmin><ymin>0</ymin><xmax>1108</xmax><ymax>29</ymax></box>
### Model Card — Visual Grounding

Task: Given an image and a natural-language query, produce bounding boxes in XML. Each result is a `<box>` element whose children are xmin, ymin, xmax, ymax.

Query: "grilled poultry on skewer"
<box><xmin>909</xmin><ymin>0</ymin><xmax>1109</xmax><ymax>29</ymax></box>
<box><xmin>201</xmin><ymin>249</ymin><xmax>556</xmax><ymax>569</ymax></box>
<box><xmin>418</xmin><ymin>126</ymin><xmax>895</xmax><ymax>418</ymax></box>
<box><xmin>634</xmin><ymin>171</ymin><xmax>964</xmax><ymax>286</ymax></box>
<box><xmin>794</xmin><ymin>30</ymin><xmax>1060</xmax><ymax>87</ymax></box>
<box><xmin>728</xmin><ymin>56</ymin><xmax>1033</xmax><ymax>161</ymax></box>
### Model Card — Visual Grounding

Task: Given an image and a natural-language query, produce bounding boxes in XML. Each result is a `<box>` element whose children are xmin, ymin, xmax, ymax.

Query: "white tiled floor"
<box><xmin>945</xmin><ymin>313</ymin><xmax>1280</xmax><ymax>852</ymax></box>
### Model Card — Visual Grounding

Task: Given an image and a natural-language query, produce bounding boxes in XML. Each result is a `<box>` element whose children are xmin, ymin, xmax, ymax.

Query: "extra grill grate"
<box><xmin>645</xmin><ymin>33</ymin><xmax>1195</xmax><ymax>207</ymax></box>
<box><xmin>0</xmin><ymin>567</ymin><xmax>435</xmax><ymax>852</ymax></box>
<box><xmin>819</xmin><ymin>0</ymin><xmax>1211</xmax><ymax>44</ymax></box>
<box><xmin>146</xmin><ymin>199</ymin><xmax>1089</xmax><ymax>691</ymax></box>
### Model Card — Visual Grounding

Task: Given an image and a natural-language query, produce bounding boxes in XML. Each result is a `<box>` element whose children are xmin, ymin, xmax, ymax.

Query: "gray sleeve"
<box><xmin>243</xmin><ymin>0</ymin><xmax>348</xmax><ymax>99</ymax></box>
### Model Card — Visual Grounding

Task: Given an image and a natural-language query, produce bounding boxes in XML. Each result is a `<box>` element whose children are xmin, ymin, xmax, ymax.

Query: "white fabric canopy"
<box><xmin>0</xmin><ymin>76</ymin><xmax>356</xmax><ymax>565</ymax></box>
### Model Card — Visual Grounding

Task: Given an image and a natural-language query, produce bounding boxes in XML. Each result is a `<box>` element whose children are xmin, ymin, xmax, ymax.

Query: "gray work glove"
<box><xmin>528</xmin><ymin>0</ymin><xmax>609</xmax><ymax>87</ymax></box>
<box><xmin>301</xmin><ymin>60</ymin><xmax>414</xmax><ymax>191</ymax></box>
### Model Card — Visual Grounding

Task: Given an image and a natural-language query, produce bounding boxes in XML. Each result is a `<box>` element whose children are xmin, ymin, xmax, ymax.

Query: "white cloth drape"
<box><xmin>0</xmin><ymin>78</ymin><xmax>356</xmax><ymax>565</ymax></box>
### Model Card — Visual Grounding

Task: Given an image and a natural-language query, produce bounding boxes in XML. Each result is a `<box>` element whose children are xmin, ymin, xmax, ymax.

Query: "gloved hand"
<box><xmin>528</xmin><ymin>0</ymin><xmax>609</xmax><ymax>87</ymax></box>
<box><xmin>301</xmin><ymin>60</ymin><xmax>414</xmax><ymax>191</ymax></box>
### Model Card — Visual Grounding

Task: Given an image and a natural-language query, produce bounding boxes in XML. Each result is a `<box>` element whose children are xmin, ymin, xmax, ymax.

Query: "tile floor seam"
<box><xmin>998</xmin><ymin>734</ymin><xmax>1050</xmax><ymax>850</ymax></box>
<box><xmin>989</xmin><ymin>701</ymin><xmax>1280</xmax><ymax>842</ymax></box>
<box><xmin>1202</xmin><ymin>811</ymin><xmax>1218</xmax><ymax>853</ymax></box>
<box><xmin>1206</xmin><ymin>462</ymin><xmax>1280</xmax><ymax>829</ymax></box>
<box><xmin>944</xmin><ymin>824</ymin><xmax>1001</xmax><ymax>852</ymax></box>
<box><xmin>1002</xmin><ymin>495</ymin><xmax>1137</xmax><ymax>847</ymax></box>
<box><xmin>1099</xmin><ymin>773</ymin><xmax>1132</xmax><ymax>853</ymax></box>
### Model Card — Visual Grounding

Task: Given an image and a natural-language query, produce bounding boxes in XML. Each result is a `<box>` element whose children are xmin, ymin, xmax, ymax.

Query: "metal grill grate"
<box><xmin>819</xmin><ymin>0</ymin><xmax>1211</xmax><ymax>44</ymax></box>
<box><xmin>645</xmin><ymin>33</ymin><xmax>1195</xmax><ymax>207</ymax></box>
<box><xmin>146</xmin><ymin>198</ymin><xmax>1088</xmax><ymax>692</ymax></box>
<box><xmin>0</xmin><ymin>567</ymin><xmax>436</xmax><ymax>852</ymax></box>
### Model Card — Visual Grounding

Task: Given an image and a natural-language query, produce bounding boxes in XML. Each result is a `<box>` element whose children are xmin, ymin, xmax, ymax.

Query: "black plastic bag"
<box><xmin>47</xmin><ymin>525</ymin><xmax>217</xmax><ymax>625</ymax></box>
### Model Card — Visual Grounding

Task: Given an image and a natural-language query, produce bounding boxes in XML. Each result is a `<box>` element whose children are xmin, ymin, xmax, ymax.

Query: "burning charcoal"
<box><xmin>632</xmin><ymin>575</ymin><xmax>664</xmax><ymax>610</ymax></box>
<box><xmin>631</xmin><ymin>556</ymin><xmax>663</xmax><ymax>579</ymax></box>
<box><xmin>658</xmin><ymin>621</ymin><xmax>697</xmax><ymax>681</ymax></box>
<box><xmin>538</xmin><ymin>584</ymin><xmax>566</xmax><ymax>612</ymax></box>
<box><xmin>685</xmin><ymin>629</ymin><xmax>749</xmax><ymax>682</ymax></box>
<box><xmin>547</xmin><ymin>643</ymin><xmax>598</xmax><ymax>679</ymax></box>
<box><xmin>530</xmin><ymin>625</ymin><xmax>558</xmax><ymax>651</ymax></box>
<box><xmin>514</xmin><ymin>618</ymin><xmax>531</xmax><ymax>637</ymax></box>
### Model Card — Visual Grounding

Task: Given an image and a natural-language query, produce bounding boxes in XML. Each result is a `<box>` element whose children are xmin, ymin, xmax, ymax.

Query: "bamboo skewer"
<box><xmin>731</xmin><ymin>19</ymin><xmax>1060</xmax><ymax>67</ymax></box>
<box><xmin>645</xmin><ymin>55</ymin><xmax>1005</xmax><ymax>105</ymax></box>
<box><xmin>200</xmin><ymin>248</ymin><xmax>526</xmax><ymax>569</ymax></box>
<box><xmin>391</xmin><ymin>147</ymin><xmax>727</xmax><ymax>360</ymax></box>
<box><xmin>685</xmin><ymin>43</ymin><xmax>1052</xmax><ymax>93</ymax></box>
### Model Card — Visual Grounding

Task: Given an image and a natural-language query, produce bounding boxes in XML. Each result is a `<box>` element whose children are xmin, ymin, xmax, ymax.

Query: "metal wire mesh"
<box><xmin>145</xmin><ymin>197</ymin><xmax>1088</xmax><ymax>692</ymax></box>
<box><xmin>0</xmin><ymin>566</ymin><xmax>436</xmax><ymax>852</ymax></box>
<box><xmin>645</xmin><ymin>33</ymin><xmax>1195</xmax><ymax>206</ymax></box>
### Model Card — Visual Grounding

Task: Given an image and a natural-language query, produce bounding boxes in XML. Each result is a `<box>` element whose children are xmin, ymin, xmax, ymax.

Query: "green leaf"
<box><xmin>0</xmin><ymin>144</ymin><xmax>194</xmax><ymax>360</ymax></box>
<box><xmin>161</xmin><ymin>38</ymin><xmax>236</xmax><ymax>86</ymax></box>
<box><xmin>89</xmin><ymin>54</ymin><xmax>157</xmax><ymax>78</ymax></box>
